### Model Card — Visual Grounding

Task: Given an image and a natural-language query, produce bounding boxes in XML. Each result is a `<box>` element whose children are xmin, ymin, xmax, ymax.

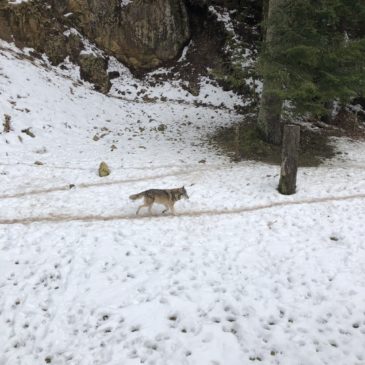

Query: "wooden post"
<box><xmin>278</xmin><ymin>124</ymin><xmax>300</xmax><ymax>195</ymax></box>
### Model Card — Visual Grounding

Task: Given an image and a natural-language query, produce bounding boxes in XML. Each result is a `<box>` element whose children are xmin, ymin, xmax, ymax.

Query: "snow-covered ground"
<box><xmin>1</xmin><ymin>41</ymin><xmax>365</xmax><ymax>365</ymax></box>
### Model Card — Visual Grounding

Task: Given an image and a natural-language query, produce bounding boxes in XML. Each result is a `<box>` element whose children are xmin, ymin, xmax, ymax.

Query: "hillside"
<box><xmin>1</xmin><ymin>37</ymin><xmax>365</xmax><ymax>365</ymax></box>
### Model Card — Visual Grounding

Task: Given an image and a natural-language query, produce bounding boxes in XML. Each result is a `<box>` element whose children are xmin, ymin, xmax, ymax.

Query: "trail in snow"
<box><xmin>0</xmin><ymin>164</ymin><xmax>233</xmax><ymax>200</ymax></box>
<box><xmin>1</xmin><ymin>192</ymin><xmax>364</xmax><ymax>225</ymax></box>
<box><xmin>0</xmin><ymin>161</ymin><xmax>228</xmax><ymax>172</ymax></box>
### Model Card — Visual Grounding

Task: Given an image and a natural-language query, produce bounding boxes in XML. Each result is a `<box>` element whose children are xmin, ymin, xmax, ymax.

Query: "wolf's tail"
<box><xmin>129</xmin><ymin>192</ymin><xmax>144</xmax><ymax>200</ymax></box>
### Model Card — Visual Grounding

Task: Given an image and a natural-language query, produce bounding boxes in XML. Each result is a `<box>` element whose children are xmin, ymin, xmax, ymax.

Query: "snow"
<box><xmin>1</xmin><ymin>41</ymin><xmax>365</xmax><ymax>365</ymax></box>
<box><xmin>209</xmin><ymin>6</ymin><xmax>236</xmax><ymax>36</ymax></box>
<box><xmin>108</xmin><ymin>58</ymin><xmax>242</xmax><ymax>109</ymax></box>
<box><xmin>178</xmin><ymin>41</ymin><xmax>192</xmax><ymax>63</ymax></box>
<box><xmin>7</xmin><ymin>0</ymin><xmax>29</xmax><ymax>4</ymax></box>
<box><xmin>64</xmin><ymin>28</ymin><xmax>104</xmax><ymax>58</ymax></box>
<box><xmin>209</xmin><ymin>5</ymin><xmax>259</xmax><ymax>97</ymax></box>
<box><xmin>121</xmin><ymin>0</ymin><xmax>134</xmax><ymax>8</ymax></box>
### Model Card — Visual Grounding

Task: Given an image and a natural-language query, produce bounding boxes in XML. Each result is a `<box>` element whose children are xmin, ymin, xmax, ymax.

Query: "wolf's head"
<box><xmin>179</xmin><ymin>186</ymin><xmax>189</xmax><ymax>200</ymax></box>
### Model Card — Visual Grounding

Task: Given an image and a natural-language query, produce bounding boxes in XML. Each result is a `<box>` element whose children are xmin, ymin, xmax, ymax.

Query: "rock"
<box><xmin>21</xmin><ymin>128</ymin><xmax>35</xmax><ymax>138</ymax></box>
<box><xmin>0</xmin><ymin>0</ymin><xmax>190</xmax><ymax>70</ymax></box>
<box><xmin>108</xmin><ymin>71</ymin><xmax>120</xmax><ymax>80</ymax></box>
<box><xmin>34</xmin><ymin>161</ymin><xmax>44</xmax><ymax>165</ymax></box>
<box><xmin>44</xmin><ymin>34</ymin><xmax>70</xmax><ymax>65</ymax></box>
<box><xmin>157</xmin><ymin>124</ymin><xmax>167</xmax><ymax>132</ymax></box>
<box><xmin>50</xmin><ymin>0</ymin><xmax>190</xmax><ymax>69</ymax></box>
<box><xmin>3</xmin><ymin>114</ymin><xmax>11</xmax><ymax>133</ymax></box>
<box><xmin>78</xmin><ymin>54</ymin><xmax>111</xmax><ymax>93</ymax></box>
<box><xmin>186</xmin><ymin>0</ymin><xmax>242</xmax><ymax>8</ymax></box>
<box><xmin>186</xmin><ymin>0</ymin><xmax>209</xmax><ymax>7</ymax></box>
<box><xmin>116</xmin><ymin>0</ymin><xmax>190</xmax><ymax>69</ymax></box>
<box><xmin>182</xmin><ymin>81</ymin><xmax>200</xmax><ymax>96</ymax></box>
<box><xmin>65</xmin><ymin>33</ymin><xmax>84</xmax><ymax>63</ymax></box>
<box><xmin>98</xmin><ymin>162</ymin><xmax>110</xmax><ymax>177</ymax></box>
<box><xmin>0</xmin><ymin>2</ymin><xmax>71</xmax><ymax>65</ymax></box>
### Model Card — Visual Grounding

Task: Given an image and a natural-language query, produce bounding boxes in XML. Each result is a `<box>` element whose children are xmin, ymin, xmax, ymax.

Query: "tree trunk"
<box><xmin>262</xmin><ymin>0</ymin><xmax>269</xmax><ymax>40</ymax></box>
<box><xmin>320</xmin><ymin>101</ymin><xmax>336</xmax><ymax>124</ymax></box>
<box><xmin>278</xmin><ymin>124</ymin><xmax>300</xmax><ymax>195</ymax></box>
<box><xmin>257</xmin><ymin>83</ymin><xmax>282</xmax><ymax>144</ymax></box>
<box><xmin>257</xmin><ymin>0</ymin><xmax>283</xmax><ymax>145</ymax></box>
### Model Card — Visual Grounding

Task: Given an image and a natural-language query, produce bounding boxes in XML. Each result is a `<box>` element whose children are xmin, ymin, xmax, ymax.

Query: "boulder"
<box><xmin>98</xmin><ymin>162</ymin><xmax>110</xmax><ymax>177</ymax></box>
<box><xmin>78</xmin><ymin>54</ymin><xmax>111</xmax><ymax>93</ymax></box>
<box><xmin>117</xmin><ymin>0</ymin><xmax>190</xmax><ymax>69</ymax></box>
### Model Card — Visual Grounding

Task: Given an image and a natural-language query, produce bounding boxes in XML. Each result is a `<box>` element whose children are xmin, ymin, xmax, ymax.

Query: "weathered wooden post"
<box><xmin>278</xmin><ymin>124</ymin><xmax>300</xmax><ymax>195</ymax></box>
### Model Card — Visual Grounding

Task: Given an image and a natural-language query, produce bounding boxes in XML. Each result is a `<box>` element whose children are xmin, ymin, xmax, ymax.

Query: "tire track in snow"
<box><xmin>0</xmin><ymin>161</ymin><xmax>227</xmax><ymax>172</ymax></box>
<box><xmin>0</xmin><ymin>165</ymin><xmax>232</xmax><ymax>200</ymax></box>
<box><xmin>2</xmin><ymin>162</ymin><xmax>364</xmax><ymax>202</ymax></box>
<box><xmin>1</xmin><ymin>193</ymin><xmax>364</xmax><ymax>226</ymax></box>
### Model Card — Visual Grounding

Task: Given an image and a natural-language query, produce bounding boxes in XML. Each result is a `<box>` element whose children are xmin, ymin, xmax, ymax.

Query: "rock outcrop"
<box><xmin>0</xmin><ymin>1</ymin><xmax>80</xmax><ymax>65</ymax></box>
<box><xmin>0</xmin><ymin>1</ymin><xmax>112</xmax><ymax>91</ymax></box>
<box><xmin>78</xmin><ymin>53</ymin><xmax>111</xmax><ymax>93</ymax></box>
<box><xmin>0</xmin><ymin>0</ymin><xmax>190</xmax><ymax>70</ymax></box>
<box><xmin>54</xmin><ymin>0</ymin><xmax>191</xmax><ymax>69</ymax></box>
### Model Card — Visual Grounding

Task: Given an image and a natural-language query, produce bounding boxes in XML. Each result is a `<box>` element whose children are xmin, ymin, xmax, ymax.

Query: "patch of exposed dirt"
<box><xmin>324</xmin><ymin>107</ymin><xmax>365</xmax><ymax>139</ymax></box>
<box><xmin>210</xmin><ymin>118</ymin><xmax>365</xmax><ymax>167</ymax></box>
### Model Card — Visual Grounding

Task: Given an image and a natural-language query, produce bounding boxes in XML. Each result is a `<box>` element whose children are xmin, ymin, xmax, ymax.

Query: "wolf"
<box><xmin>129</xmin><ymin>186</ymin><xmax>189</xmax><ymax>215</ymax></box>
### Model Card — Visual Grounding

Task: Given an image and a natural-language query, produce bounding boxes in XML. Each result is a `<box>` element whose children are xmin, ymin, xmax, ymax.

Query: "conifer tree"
<box><xmin>258</xmin><ymin>0</ymin><xmax>365</xmax><ymax>143</ymax></box>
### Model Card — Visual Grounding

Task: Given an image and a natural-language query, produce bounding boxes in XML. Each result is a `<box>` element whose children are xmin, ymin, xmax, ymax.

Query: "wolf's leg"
<box><xmin>148</xmin><ymin>203</ymin><xmax>153</xmax><ymax>216</ymax></box>
<box><xmin>162</xmin><ymin>204</ymin><xmax>169</xmax><ymax>214</ymax></box>
<box><xmin>136</xmin><ymin>204</ymin><xmax>146</xmax><ymax>215</ymax></box>
<box><xmin>137</xmin><ymin>203</ymin><xmax>152</xmax><ymax>215</ymax></box>
<box><xmin>136</xmin><ymin>197</ymin><xmax>149</xmax><ymax>215</ymax></box>
<box><xmin>169</xmin><ymin>203</ymin><xmax>175</xmax><ymax>215</ymax></box>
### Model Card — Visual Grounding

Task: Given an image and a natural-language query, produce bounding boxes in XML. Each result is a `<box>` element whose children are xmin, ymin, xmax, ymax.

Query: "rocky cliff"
<box><xmin>0</xmin><ymin>0</ymin><xmax>258</xmax><ymax>94</ymax></box>
<box><xmin>0</xmin><ymin>0</ymin><xmax>191</xmax><ymax>91</ymax></box>
<box><xmin>50</xmin><ymin>0</ymin><xmax>190</xmax><ymax>69</ymax></box>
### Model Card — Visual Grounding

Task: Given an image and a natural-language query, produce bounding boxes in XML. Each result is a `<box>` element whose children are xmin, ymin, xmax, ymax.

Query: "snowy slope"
<box><xmin>1</xmin><ymin>41</ymin><xmax>365</xmax><ymax>365</ymax></box>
